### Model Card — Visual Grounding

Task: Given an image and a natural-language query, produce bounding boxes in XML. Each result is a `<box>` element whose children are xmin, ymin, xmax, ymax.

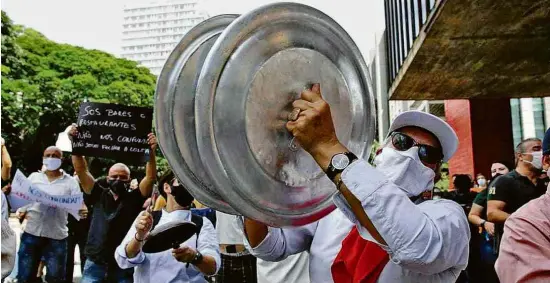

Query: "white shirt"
<box><xmin>257</xmin><ymin>252</ymin><xmax>310</xmax><ymax>283</ymax></box>
<box><xmin>2</xmin><ymin>192</ymin><xmax>8</xmax><ymax>221</ymax></box>
<box><xmin>216</xmin><ymin>211</ymin><xmax>244</xmax><ymax>245</ymax></box>
<box><xmin>115</xmin><ymin>209</ymin><xmax>221</xmax><ymax>283</ymax></box>
<box><xmin>245</xmin><ymin>160</ymin><xmax>470</xmax><ymax>283</ymax></box>
<box><xmin>22</xmin><ymin>171</ymin><xmax>81</xmax><ymax>240</ymax></box>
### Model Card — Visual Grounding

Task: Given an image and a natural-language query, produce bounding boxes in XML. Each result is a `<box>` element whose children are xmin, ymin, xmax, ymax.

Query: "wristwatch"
<box><xmin>480</xmin><ymin>220</ymin><xmax>486</xmax><ymax>228</ymax></box>
<box><xmin>326</xmin><ymin>152</ymin><xmax>358</xmax><ymax>182</ymax></box>
<box><xmin>191</xmin><ymin>250</ymin><xmax>203</xmax><ymax>265</ymax></box>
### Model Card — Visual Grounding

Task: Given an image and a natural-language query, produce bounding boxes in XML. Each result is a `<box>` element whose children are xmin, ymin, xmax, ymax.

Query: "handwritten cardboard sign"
<box><xmin>72</xmin><ymin>102</ymin><xmax>153</xmax><ymax>164</ymax></box>
<box><xmin>8</xmin><ymin>170</ymin><xmax>84</xmax><ymax>219</ymax></box>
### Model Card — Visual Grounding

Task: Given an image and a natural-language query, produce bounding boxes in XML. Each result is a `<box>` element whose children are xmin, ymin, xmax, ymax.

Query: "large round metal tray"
<box><xmin>155</xmin><ymin>15</ymin><xmax>239</xmax><ymax>214</ymax></box>
<box><xmin>196</xmin><ymin>3</ymin><xmax>376</xmax><ymax>226</ymax></box>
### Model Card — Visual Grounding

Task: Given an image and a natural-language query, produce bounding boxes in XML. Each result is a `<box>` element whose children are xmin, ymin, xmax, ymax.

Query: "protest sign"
<box><xmin>8</xmin><ymin>170</ymin><xmax>83</xmax><ymax>220</ymax></box>
<box><xmin>72</xmin><ymin>102</ymin><xmax>153</xmax><ymax>163</ymax></box>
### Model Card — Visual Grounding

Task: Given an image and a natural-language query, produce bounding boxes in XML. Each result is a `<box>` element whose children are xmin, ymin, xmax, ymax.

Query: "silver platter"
<box><xmin>155</xmin><ymin>15</ymin><xmax>239</xmax><ymax>214</ymax></box>
<box><xmin>196</xmin><ymin>3</ymin><xmax>376</xmax><ymax>226</ymax></box>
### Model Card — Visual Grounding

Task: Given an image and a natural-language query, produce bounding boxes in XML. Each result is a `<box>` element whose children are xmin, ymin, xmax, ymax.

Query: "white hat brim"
<box><xmin>388</xmin><ymin>111</ymin><xmax>458</xmax><ymax>162</ymax></box>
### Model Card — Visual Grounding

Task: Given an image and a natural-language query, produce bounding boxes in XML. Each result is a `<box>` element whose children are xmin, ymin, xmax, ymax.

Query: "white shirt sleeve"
<box><xmin>69</xmin><ymin>176</ymin><xmax>82</xmax><ymax>195</ymax></box>
<box><xmin>241</xmin><ymin>218</ymin><xmax>318</xmax><ymax>262</ymax></box>
<box><xmin>334</xmin><ymin>159</ymin><xmax>470</xmax><ymax>274</ymax></box>
<box><xmin>1</xmin><ymin>193</ymin><xmax>8</xmax><ymax>222</ymax></box>
<box><xmin>115</xmin><ymin>212</ymin><xmax>146</xmax><ymax>268</ymax></box>
<box><xmin>196</xmin><ymin>217</ymin><xmax>221</xmax><ymax>274</ymax></box>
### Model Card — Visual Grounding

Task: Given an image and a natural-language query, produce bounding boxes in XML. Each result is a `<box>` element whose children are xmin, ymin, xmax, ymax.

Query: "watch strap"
<box><xmin>480</xmin><ymin>220</ymin><xmax>486</xmax><ymax>228</ymax></box>
<box><xmin>191</xmin><ymin>250</ymin><xmax>203</xmax><ymax>265</ymax></box>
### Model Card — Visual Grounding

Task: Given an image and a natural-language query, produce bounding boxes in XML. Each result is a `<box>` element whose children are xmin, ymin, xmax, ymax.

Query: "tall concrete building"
<box><xmin>121</xmin><ymin>0</ymin><xmax>207</xmax><ymax>75</ymax></box>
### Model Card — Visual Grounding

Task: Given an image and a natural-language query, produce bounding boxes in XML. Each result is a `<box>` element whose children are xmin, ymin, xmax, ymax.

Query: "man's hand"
<box><xmin>68</xmin><ymin>123</ymin><xmax>78</xmax><ymax>141</ymax></box>
<box><xmin>2</xmin><ymin>184</ymin><xmax>11</xmax><ymax>195</ymax></box>
<box><xmin>135</xmin><ymin>211</ymin><xmax>153</xmax><ymax>240</ymax></box>
<box><xmin>484</xmin><ymin>221</ymin><xmax>495</xmax><ymax>236</ymax></box>
<box><xmin>172</xmin><ymin>246</ymin><xmax>197</xmax><ymax>263</ymax></box>
<box><xmin>286</xmin><ymin>83</ymin><xmax>347</xmax><ymax>170</ymax></box>
<box><xmin>16</xmin><ymin>210</ymin><xmax>26</xmax><ymax>221</ymax></box>
<box><xmin>147</xmin><ymin>133</ymin><xmax>157</xmax><ymax>151</ymax></box>
<box><xmin>78</xmin><ymin>205</ymin><xmax>89</xmax><ymax>219</ymax></box>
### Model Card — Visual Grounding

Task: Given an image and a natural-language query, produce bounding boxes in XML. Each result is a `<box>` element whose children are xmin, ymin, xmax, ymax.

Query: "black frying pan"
<box><xmin>142</xmin><ymin>222</ymin><xmax>197</xmax><ymax>253</ymax></box>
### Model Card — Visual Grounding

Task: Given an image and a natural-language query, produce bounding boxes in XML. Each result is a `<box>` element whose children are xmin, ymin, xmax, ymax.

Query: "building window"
<box><xmin>511</xmin><ymin>98</ymin><xmax>523</xmax><ymax>147</ymax></box>
<box><xmin>532</xmin><ymin>98</ymin><xmax>546</xmax><ymax>139</ymax></box>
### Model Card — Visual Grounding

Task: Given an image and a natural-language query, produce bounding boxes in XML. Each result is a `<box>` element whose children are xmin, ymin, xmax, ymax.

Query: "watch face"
<box><xmin>331</xmin><ymin>154</ymin><xmax>350</xmax><ymax>170</ymax></box>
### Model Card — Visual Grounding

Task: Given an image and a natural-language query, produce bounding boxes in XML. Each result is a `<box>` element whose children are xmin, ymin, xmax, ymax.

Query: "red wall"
<box><xmin>445</xmin><ymin>99</ymin><xmax>515</xmax><ymax>188</ymax></box>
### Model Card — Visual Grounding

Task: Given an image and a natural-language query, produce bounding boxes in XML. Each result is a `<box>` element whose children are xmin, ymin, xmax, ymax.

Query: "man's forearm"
<box><xmin>337</xmin><ymin>179</ymin><xmax>387</xmax><ymax>245</ymax></box>
<box><xmin>72</xmin><ymin>155</ymin><xmax>94</xmax><ymax>193</ymax></box>
<box><xmin>194</xmin><ymin>255</ymin><xmax>217</xmax><ymax>275</ymax></box>
<box><xmin>1</xmin><ymin>146</ymin><xmax>12</xmax><ymax>181</ymax></box>
<box><xmin>243</xmin><ymin>218</ymin><xmax>268</xmax><ymax>248</ymax></box>
<box><xmin>487</xmin><ymin>209</ymin><xmax>510</xmax><ymax>224</ymax></box>
<box><xmin>139</xmin><ymin>150</ymin><xmax>156</xmax><ymax>197</ymax></box>
<box><xmin>310</xmin><ymin>142</ymin><xmax>387</xmax><ymax>245</ymax></box>
<box><xmin>146</xmin><ymin>150</ymin><xmax>156</xmax><ymax>180</ymax></box>
<box><xmin>125</xmin><ymin>238</ymin><xmax>144</xmax><ymax>259</ymax></box>
<box><xmin>468</xmin><ymin>214</ymin><xmax>485</xmax><ymax>226</ymax></box>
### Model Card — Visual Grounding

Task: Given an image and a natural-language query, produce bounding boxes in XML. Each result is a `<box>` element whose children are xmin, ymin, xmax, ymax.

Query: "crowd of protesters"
<box><xmin>1</xmin><ymin>115</ymin><xmax>549</xmax><ymax>283</ymax></box>
<box><xmin>439</xmin><ymin>133</ymin><xmax>549</xmax><ymax>283</ymax></box>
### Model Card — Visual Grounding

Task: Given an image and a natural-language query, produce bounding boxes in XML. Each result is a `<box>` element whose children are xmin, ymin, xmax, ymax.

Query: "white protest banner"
<box><xmin>7</xmin><ymin>170</ymin><xmax>33</xmax><ymax>211</ymax></box>
<box><xmin>9</xmin><ymin>170</ymin><xmax>83</xmax><ymax>220</ymax></box>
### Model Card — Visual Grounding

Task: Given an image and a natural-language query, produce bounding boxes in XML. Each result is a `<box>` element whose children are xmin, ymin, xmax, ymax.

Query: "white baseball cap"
<box><xmin>387</xmin><ymin>111</ymin><xmax>458</xmax><ymax>162</ymax></box>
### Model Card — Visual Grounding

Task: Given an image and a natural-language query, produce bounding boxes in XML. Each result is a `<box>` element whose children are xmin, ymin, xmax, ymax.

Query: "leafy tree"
<box><xmin>1</xmin><ymin>11</ymin><xmax>164</xmax><ymax>175</ymax></box>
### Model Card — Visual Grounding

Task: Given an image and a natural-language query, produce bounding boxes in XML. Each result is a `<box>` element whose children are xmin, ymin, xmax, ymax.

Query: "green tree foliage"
<box><xmin>1</xmin><ymin>11</ymin><xmax>161</xmax><ymax>175</ymax></box>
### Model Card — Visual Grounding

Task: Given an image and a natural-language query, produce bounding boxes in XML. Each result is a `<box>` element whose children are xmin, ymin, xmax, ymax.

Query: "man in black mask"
<box><xmin>114</xmin><ymin>170</ymin><xmax>220</xmax><ymax>282</ymax></box>
<box><xmin>68</xmin><ymin>124</ymin><xmax>157</xmax><ymax>283</ymax></box>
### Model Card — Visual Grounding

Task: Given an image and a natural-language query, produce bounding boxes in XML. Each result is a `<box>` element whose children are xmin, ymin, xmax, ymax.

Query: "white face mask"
<box><xmin>374</xmin><ymin>147</ymin><xmax>436</xmax><ymax>197</ymax></box>
<box><xmin>524</xmin><ymin>151</ymin><xmax>543</xmax><ymax>170</ymax></box>
<box><xmin>43</xmin><ymin>157</ymin><xmax>62</xmax><ymax>171</ymax></box>
<box><xmin>477</xmin><ymin>179</ymin><xmax>486</xmax><ymax>186</ymax></box>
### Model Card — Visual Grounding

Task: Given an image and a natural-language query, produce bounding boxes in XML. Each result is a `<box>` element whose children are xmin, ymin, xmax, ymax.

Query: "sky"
<box><xmin>1</xmin><ymin>0</ymin><xmax>385</xmax><ymax>61</ymax></box>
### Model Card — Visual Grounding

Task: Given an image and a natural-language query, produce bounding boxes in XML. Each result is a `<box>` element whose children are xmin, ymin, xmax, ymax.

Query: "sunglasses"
<box><xmin>390</xmin><ymin>132</ymin><xmax>443</xmax><ymax>165</ymax></box>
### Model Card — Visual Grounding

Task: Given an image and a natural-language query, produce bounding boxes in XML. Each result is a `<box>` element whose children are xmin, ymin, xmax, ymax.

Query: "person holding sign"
<box><xmin>15</xmin><ymin>146</ymin><xmax>82</xmax><ymax>283</ymax></box>
<box><xmin>115</xmin><ymin>170</ymin><xmax>220</xmax><ymax>282</ymax></box>
<box><xmin>68</xmin><ymin>124</ymin><xmax>157</xmax><ymax>283</ymax></box>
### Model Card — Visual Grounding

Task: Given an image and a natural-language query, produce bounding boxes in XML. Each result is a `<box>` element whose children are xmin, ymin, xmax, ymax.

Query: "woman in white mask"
<box><xmin>244</xmin><ymin>84</ymin><xmax>469</xmax><ymax>283</ymax></box>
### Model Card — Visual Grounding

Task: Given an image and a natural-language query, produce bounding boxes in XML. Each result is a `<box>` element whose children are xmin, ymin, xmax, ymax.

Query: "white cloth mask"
<box><xmin>43</xmin><ymin>158</ymin><xmax>62</xmax><ymax>171</ymax></box>
<box><xmin>374</xmin><ymin>147</ymin><xmax>436</xmax><ymax>197</ymax></box>
<box><xmin>524</xmin><ymin>151</ymin><xmax>543</xmax><ymax>170</ymax></box>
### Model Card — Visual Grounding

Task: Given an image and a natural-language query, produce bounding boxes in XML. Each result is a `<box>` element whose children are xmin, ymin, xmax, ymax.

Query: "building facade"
<box><xmin>121</xmin><ymin>0</ymin><xmax>207</xmax><ymax>75</ymax></box>
<box><xmin>390</xmin><ymin>98</ymin><xmax>550</xmax><ymax>146</ymax></box>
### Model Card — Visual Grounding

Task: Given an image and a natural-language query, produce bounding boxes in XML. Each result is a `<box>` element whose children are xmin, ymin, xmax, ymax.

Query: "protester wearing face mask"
<box><xmin>487</xmin><ymin>138</ymin><xmax>547</xmax><ymax>257</ymax></box>
<box><xmin>68</xmin><ymin>124</ymin><xmax>157</xmax><ymax>283</ymax></box>
<box><xmin>243</xmin><ymin>84</ymin><xmax>469</xmax><ymax>282</ymax></box>
<box><xmin>476</xmin><ymin>173</ymin><xmax>488</xmax><ymax>190</ymax></box>
<box><xmin>467</xmin><ymin>161</ymin><xmax>511</xmax><ymax>283</ymax></box>
<box><xmin>115</xmin><ymin>170</ymin><xmax>220</xmax><ymax>282</ymax></box>
<box><xmin>491</xmin><ymin>161</ymin><xmax>511</xmax><ymax>179</ymax></box>
<box><xmin>495</xmin><ymin>128</ymin><xmax>550</xmax><ymax>283</ymax></box>
<box><xmin>15</xmin><ymin>146</ymin><xmax>81</xmax><ymax>283</ymax></box>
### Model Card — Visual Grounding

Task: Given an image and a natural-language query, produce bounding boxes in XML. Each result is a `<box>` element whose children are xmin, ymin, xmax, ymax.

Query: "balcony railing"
<box><xmin>385</xmin><ymin>0</ymin><xmax>438</xmax><ymax>87</ymax></box>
